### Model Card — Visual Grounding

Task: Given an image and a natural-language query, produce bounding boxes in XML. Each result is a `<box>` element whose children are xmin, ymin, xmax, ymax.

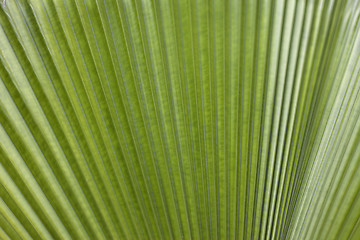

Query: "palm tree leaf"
<box><xmin>0</xmin><ymin>0</ymin><xmax>360</xmax><ymax>239</ymax></box>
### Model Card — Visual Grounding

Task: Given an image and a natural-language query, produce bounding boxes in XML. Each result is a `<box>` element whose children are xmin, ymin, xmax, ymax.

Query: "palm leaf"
<box><xmin>0</xmin><ymin>0</ymin><xmax>360</xmax><ymax>239</ymax></box>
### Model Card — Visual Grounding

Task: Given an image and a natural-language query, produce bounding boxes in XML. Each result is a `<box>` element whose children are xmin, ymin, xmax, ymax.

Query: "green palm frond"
<box><xmin>0</xmin><ymin>0</ymin><xmax>360</xmax><ymax>239</ymax></box>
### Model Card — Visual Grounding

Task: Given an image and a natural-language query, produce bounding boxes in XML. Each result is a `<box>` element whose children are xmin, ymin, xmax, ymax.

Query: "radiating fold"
<box><xmin>0</xmin><ymin>0</ymin><xmax>360</xmax><ymax>239</ymax></box>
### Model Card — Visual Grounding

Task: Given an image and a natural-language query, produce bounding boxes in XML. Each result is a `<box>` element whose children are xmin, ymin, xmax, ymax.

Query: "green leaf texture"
<box><xmin>0</xmin><ymin>0</ymin><xmax>360</xmax><ymax>239</ymax></box>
